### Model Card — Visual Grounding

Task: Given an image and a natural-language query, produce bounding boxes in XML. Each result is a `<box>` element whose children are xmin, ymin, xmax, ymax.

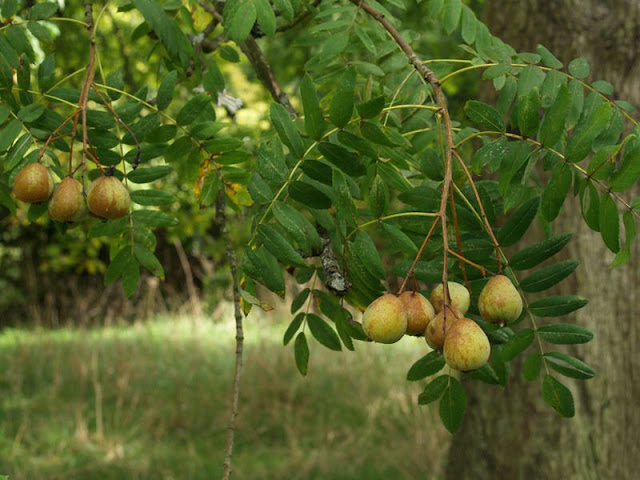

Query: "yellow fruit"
<box><xmin>362</xmin><ymin>293</ymin><xmax>407</xmax><ymax>344</ymax></box>
<box><xmin>48</xmin><ymin>177</ymin><xmax>88</xmax><ymax>222</ymax></box>
<box><xmin>478</xmin><ymin>275</ymin><xmax>523</xmax><ymax>326</ymax></box>
<box><xmin>87</xmin><ymin>175</ymin><xmax>130</xmax><ymax>220</ymax></box>
<box><xmin>431</xmin><ymin>281</ymin><xmax>470</xmax><ymax>315</ymax></box>
<box><xmin>12</xmin><ymin>163</ymin><xmax>54</xmax><ymax>203</ymax></box>
<box><xmin>443</xmin><ymin>318</ymin><xmax>491</xmax><ymax>371</ymax></box>
<box><xmin>425</xmin><ymin>306</ymin><xmax>461</xmax><ymax>351</ymax></box>
<box><xmin>398</xmin><ymin>291</ymin><xmax>436</xmax><ymax>336</ymax></box>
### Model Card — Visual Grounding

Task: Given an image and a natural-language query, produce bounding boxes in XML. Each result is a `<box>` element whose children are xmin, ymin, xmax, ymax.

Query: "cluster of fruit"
<box><xmin>11</xmin><ymin>163</ymin><xmax>130</xmax><ymax>221</ymax></box>
<box><xmin>362</xmin><ymin>275</ymin><xmax>523</xmax><ymax>371</ymax></box>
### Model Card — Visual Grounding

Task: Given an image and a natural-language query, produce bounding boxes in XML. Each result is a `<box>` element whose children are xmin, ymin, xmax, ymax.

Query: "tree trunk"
<box><xmin>446</xmin><ymin>2</ymin><xmax>640</xmax><ymax>479</ymax></box>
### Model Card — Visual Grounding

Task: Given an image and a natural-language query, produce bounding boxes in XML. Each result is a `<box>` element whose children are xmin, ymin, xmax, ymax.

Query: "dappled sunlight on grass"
<box><xmin>0</xmin><ymin>310</ymin><xmax>449</xmax><ymax>480</ymax></box>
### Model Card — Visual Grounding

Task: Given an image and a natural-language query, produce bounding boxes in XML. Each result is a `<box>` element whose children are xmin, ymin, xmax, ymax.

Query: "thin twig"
<box><xmin>452</xmin><ymin>150</ymin><xmax>502</xmax><ymax>272</ymax></box>
<box><xmin>449</xmin><ymin>188</ymin><xmax>469</xmax><ymax>287</ymax></box>
<box><xmin>397</xmin><ymin>217</ymin><xmax>440</xmax><ymax>294</ymax></box>
<box><xmin>173</xmin><ymin>238</ymin><xmax>203</xmax><ymax>319</ymax></box>
<box><xmin>216</xmin><ymin>189</ymin><xmax>245</xmax><ymax>480</ymax></box>
<box><xmin>447</xmin><ymin>248</ymin><xmax>493</xmax><ymax>276</ymax></box>
<box><xmin>37</xmin><ymin>111</ymin><xmax>79</xmax><ymax>163</ymax></box>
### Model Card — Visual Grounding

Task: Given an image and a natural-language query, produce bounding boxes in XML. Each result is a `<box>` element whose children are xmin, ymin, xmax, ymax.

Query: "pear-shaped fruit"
<box><xmin>431</xmin><ymin>281</ymin><xmax>470</xmax><ymax>315</ymax></box>
<box><xmin>48</xmin><ymin>177</ymin><xmax>88</xmax><ymax>222</ymax></box>
<box><xmin>478</xmin><ymin>275</ymin><xmax>523</xmax><ymax>326</ymax></box>
<box><xmin>12</xmin><ymin>163</ymin><xmax>54</xmax><ymax>203</ymax></box>
<box><xmin>398</xmin><ymin>291</ymin><xmax>435</xmax><ymax>336</ymax></box>
<box><xmin>443</xmin><ymin>318</ymin><xmax>490</xmax><ymax>371</ymax></box>
<box><xmin>362</xmin><ymin>293</ymin><xmax>407</xmax><ymax>344</ymax></box>
<box><xmin>87</xmin><ymin>175</ymin><xmax>130</xmax><ymax>220</ymax></box>
<box><xmin>425</xmin><ymin>306</ymin><xmax>461</xmax><ymax>351</ymax></box>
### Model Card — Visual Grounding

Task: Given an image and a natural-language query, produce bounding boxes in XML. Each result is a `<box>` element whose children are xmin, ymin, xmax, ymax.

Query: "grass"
<box><xmin>0</xmin><ymin>308</ymin><xmax>449</xmax><ymax>479</ymax></box>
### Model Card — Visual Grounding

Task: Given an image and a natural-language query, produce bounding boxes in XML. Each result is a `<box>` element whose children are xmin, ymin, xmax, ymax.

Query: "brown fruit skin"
<box><xmin>443</xmin><ymin>318</ymin><xmax>491</xmax><ymax>371</ymax></box>
<box><xmin>398</xmin><ymin>291</ymin><xmax>435</xmax><ymax>336</ymax></box>
<box><xmin>12</xmin><ymin>163</ymin><xmax>54</xmax><ymax>203</ymax></box>
<box><xmin>478</xmin><ymin>275</ymin><xmax>523</xmax><ymax>326</ymax></box>
<box><xmin>431</xmin><ymin>281</ymin><xmax>470</xmax><ymax>315</ymax></box>
<box><xmin>425</xmin><ymin>306</ymin><xmax>461</xmax><ymax>351</ymax></box>
<box><xmin>48</xmin><ymin>177</ymin><xmax>88</xmax><ymax>222</ymax></box>
<box><xmin>362</xmin><ymin>293</ymin><xmax>407</xmax><ymax>344</ymax></box>
<box><xmin>87</xmin><ymin>176</ymin><xmax>130</xmax><ymax>220</ymax></box>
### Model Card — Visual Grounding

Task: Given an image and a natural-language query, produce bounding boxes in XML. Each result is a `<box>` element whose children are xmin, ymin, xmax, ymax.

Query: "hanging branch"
<box><xmin>352</xmin><ymin>0</ymin><xmax>457</xmax><ymax>309</ymax></box>
<box><xmin>198</xmin><ymin>0</ymin><xmax>298</xmax><ymax>116</ymax></box>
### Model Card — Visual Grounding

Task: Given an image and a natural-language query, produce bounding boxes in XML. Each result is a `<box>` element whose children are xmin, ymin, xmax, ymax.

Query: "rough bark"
<box><xmin>446</xmin><ymin>2</ymin><xmax>640</xmax><ymax>479</ymax></box>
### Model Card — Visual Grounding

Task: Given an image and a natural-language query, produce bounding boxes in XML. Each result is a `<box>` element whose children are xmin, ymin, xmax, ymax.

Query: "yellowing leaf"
<box><xmin>226</xmin><ymin>182</ymin><xmax>254</xmax><ymax>206</ymax></box>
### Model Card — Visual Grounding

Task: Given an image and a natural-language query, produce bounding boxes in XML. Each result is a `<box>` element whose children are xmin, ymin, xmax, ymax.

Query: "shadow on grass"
<box><xmin>0</xmin><ymin>314</ymin><xmax>449</xmax><ymax>480</ymax></box>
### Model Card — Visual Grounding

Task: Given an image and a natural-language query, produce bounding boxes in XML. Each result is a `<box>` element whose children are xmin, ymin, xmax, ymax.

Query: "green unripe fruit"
<box><xmin>48</xmin><ymin>177</ymin><xmax>88</xmax><ymax>222</ymax></box>
<box><xmin>478</xmin><ymin>275</ymin><xmax>523</xmax><ymax>326</ymax></box>
<box><xmin>12</xmin><ymin>163</ymin><xmax>54</xmax><ymax>203</ymax></box>
<box><xmin>398</xmin><ymin>291</ymin><xmax>435</xmax><ymax>336</ymax></box>
<box><xmin>425</xmin><ymin>306</ymin><xmax>461</xmax><ymax>351</ymax></box>
<box><xmin>362</xmin><ymin>293</ymin><xmax>407</xmax><ymax>344</ymax></box>
<box><xmin>443</xmin><ymin>318</ymin><xmax>491</xmax><ymax>371</ymax></box>
<box><xmin>87</xmin><ymin>175</ymin><xmax>130</xmax><ymax>220</ymax></box>
<box><xmin>431</xmin><ymin>281</ymin><xmax>470</xmax><ymax>315</ymax></box>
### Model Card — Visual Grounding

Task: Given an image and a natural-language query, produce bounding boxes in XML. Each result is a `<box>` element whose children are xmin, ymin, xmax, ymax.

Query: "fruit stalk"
<box><xmin>453</xmin><ymin>150</ymin><xmax>503</xmax><ymax>272</ymax></box>
<box><xmin>68</xmin><ymin>0</ymin><xmax>97</xmax><ymax>179</ymax></box>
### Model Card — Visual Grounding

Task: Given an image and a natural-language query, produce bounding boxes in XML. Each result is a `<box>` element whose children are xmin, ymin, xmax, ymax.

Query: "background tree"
<box><xmin>447</xmin><ymin>1</ymin><xmax>640</xmax><ymax>478</ymax></box>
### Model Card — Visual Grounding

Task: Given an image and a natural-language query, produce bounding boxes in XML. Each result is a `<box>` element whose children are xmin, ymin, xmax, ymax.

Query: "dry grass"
<box><xmin>0</xmin><ymin>309</ymin><xmax>450</xmax><ymax>479</ymax></box>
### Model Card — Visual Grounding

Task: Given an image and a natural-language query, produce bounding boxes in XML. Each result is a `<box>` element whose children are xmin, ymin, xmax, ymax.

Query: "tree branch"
<box><xmin>198</xmin><ymin>0</ymin><xmax>298</xmax><ymax>116</ymax></box>
<box><xmin>239</xmin><ymin>36</ymin><xmax>298</xmax><ymax>116</ymax></box>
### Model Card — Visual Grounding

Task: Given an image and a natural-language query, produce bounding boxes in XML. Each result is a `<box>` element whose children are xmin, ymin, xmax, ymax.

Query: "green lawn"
<box><xmin>0</xmin><ymin>311</ymin><xmax>449</xmax><ymax>479</ymax></box>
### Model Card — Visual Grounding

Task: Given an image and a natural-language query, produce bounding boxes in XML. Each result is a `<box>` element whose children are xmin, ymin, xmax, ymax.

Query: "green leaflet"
<box><xmin>294</xmin><ymin>332</ymin><xmax>309</xmax><ymax>376</ymax></box>
<box><xmin>300</xmin><ymin>74</ymin><xmax>326</xmax><ymax>140</ymax></box>
<box><xmin>133</xmin><ymin>0</ymin><xmax>193</xmax><ymax>67</ymax></box>
<box><xmin>464</xmin><ymin>100</ymin><xmax>505</xmax><ymax>132</ymax></box>
<box><xmin>439</xmin><ymin>377</ymin><xmax>467</xmax><ymax>433</ymax></box>
<box><xmin>528</xmin><ymin>296</ymin><xmax>589</xmax><ymax>317</ymax></box>
<box><xmin>509</xmin><ymin>234</ymin><xmax>573</xmax><ymax>270</ymax></box>
<box><xmin>329</xmin><ymin>67</ymin><xmax>356</xmax><ymax>128</ymax></box>
<box><xmin>270</xmin><ymin>103</ymin><xmax>304</xmax><ymax>158</ymax></box>
<box><xmin>537</xmin><ymin>323</ymin><xmax>594</xmax><ymax>344</ymax></box>
<box><xmin>407</xmin><ymin>352</ymin><xmax>446</xmax><ymax>381</ymax></box>
<box><xmin>540</xmin><ymin>163</ymin><xmax>572</xmax><ymax>222</ymax></box>
<box><xmin>519</xmin><ymin>259</ymin><xmax>579</xmax><ymax>292</ymax></box>
<box><xmin>542</xmin><ymin>374</ymin><xmax>575</xmax><ymax>417</ymax></box>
